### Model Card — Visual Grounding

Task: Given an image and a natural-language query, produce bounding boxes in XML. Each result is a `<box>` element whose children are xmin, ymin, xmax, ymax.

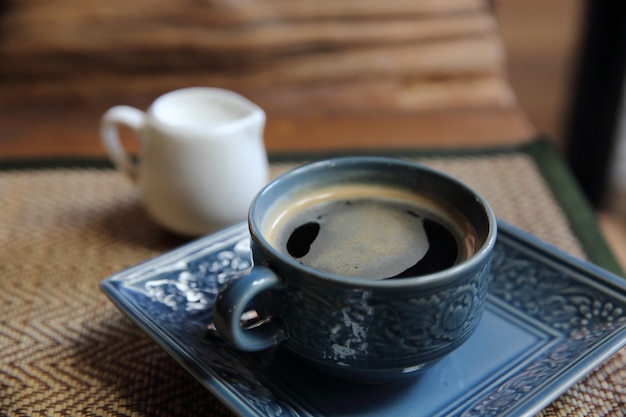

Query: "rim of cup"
<box><xmin>249</xmin><ymin>156</ymin><xmax>498</xmax><ymax>289</ymax></box>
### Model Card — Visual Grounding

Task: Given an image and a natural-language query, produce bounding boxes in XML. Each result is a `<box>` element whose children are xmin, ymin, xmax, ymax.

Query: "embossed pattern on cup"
<box><xmin>214</xmin><ymin>157</ymin><xmax>497</xmax><ymax>383</ymax></box>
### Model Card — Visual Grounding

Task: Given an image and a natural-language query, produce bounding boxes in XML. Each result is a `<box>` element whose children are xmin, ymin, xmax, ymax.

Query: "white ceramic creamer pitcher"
<box><xmin>100</xmin><ymin>87</ymin><xmax>269</xmax><ymax>235</ymax></box>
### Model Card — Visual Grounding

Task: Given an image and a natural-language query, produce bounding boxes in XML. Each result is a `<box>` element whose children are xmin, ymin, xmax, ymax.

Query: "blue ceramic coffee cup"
<box><xmin>213</xmin><ymin>157</ymin><xmax>497</xmax><ymax>383</ymax></box>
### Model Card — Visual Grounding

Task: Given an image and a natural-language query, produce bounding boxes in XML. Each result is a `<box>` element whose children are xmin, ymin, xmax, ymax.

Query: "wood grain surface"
<box><xmin>0</xmin><ymin>0</ymin><xmax>534</xmax><ymax>158</ymax></box>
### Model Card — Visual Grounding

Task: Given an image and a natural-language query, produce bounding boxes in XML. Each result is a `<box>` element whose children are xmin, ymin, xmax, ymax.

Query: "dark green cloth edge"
<box><xmin>1</xmin><ymin>138</ymin><xmax>622</xmax><ymax>276</ymax></box>
<box><xmin>523</xmin><ymin>139</ymin><xmax>624</xmax><ymax>276</ymax></box>
<box><xmin>0</xmin><ymin>157</ymin><xmax>115</xmax><ymax>170</ymax></box>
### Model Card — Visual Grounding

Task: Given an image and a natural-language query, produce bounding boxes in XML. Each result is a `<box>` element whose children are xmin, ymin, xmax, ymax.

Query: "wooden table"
<box><xmin>0</xmin><ymin>0</ymin><xmax>535</xmax><ymax>158</ymax></box>
<box><xmin>0</xmin><ymin>94</ymin><xmax>534</xmax><ymax>159</ymax></box>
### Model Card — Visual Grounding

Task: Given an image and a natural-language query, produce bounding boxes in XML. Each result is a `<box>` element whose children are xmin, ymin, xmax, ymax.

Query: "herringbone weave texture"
<box><xmin>1</xmin><ymin>154</ymin><xmax>625</xmax><ymax>416</ymax></box>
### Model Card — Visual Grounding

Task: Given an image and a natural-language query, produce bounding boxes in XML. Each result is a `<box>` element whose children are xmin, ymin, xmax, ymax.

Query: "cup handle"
<box><xmin>100</xmin><ymin>105</ymin><xmax>146</xmax><ymax>182</ymax></box>
<box><xmin>213</xmin><ymin>265</ymin><xmax>288</xmax><ymax>351</ymax></box>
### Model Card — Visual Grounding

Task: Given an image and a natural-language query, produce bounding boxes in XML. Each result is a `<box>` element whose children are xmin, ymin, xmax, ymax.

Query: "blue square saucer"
<box><xmin>101</xmin><ymin>221</ymin><xmax>626</xmax><ymax>417</ymax></box>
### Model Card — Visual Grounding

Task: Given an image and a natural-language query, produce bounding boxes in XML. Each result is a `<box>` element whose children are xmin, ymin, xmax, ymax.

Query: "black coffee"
<box><xmin>266</xmin><ymin>185</ymin><xmax>473</xmax><ymax>280</ymax></box>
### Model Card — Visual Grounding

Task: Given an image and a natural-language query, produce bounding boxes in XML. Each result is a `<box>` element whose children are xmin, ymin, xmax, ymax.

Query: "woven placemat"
<box><xmin>1</xmin><ymin>142</ymin><xmax>625</xmax><ymax>416</ymax></box>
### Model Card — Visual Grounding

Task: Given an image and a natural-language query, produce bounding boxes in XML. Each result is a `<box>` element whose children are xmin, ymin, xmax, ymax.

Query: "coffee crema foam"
<box><xmin>264</xmin><ymin>184</ymin><xmax>476</xmax><ymax>280</ymax></box>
